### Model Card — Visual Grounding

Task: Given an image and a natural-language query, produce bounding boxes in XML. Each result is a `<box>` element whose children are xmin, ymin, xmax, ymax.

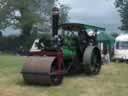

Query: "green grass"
<box><xmin>0</xmin><ymin>55</ymin><xmax>128</xmax><ymax>96</ymax></box>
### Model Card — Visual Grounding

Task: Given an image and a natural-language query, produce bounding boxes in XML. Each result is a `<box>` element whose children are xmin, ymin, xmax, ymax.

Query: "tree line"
<box><xmin>0</xmin><ymin>0</ymin><xmax>127</xmax><ymax>53</ymax></box>
<box><xmin>115</xmin><ymin>0</ymin><xmax>128</xmax><ymax>32</ymax></box>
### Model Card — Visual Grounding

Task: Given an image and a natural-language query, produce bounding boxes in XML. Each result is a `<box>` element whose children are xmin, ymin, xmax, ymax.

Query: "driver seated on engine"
<box><xmin>88</xmin><ymin>30</ymin><xmax>97</xmax><ymax>45</ymax></box>
<box><xmin>35</xmin><ymin>39</ymin><xmax>45</xmax><ymax>50</ymax></box>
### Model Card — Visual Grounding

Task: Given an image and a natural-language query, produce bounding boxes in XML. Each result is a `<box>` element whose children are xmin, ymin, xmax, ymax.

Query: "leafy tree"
<box><xmin>59</xmin><ymin>4</ymin><xmax>70</xmax><ymax>24</ymax></box>
<box><xmin>0</xmin><ymin>0</ymin><xmax>70</xmax><ymax>49</ymax></box>
<box><xmin>0</xmin><ymin>0</ymin><xmax>69</xmax><ymax>36</ymax></box>
<box><xmin>115</xmin><ymin>0</ymin><xmax>128</xmax><ymax>31</ymax></box>
<box><xmin>0</xmin><ymin>0</ymin><xmax>55</xmax><ymax>37</ymax></box>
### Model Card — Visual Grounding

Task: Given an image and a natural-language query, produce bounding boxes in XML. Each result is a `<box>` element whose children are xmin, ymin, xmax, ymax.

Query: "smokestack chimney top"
<box><xmin>52</xmin><ymin>7</ymin><xmax>59</xmax><ymax>15</ymax></box>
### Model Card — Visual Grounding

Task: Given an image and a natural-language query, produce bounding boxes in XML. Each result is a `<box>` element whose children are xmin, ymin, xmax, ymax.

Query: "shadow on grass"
<box><xmin>15</xmin><ymin>72</ymin><xmax>98</xmax><ymax>88</ymax></box>
<box><xmin>16</xmin><ymin>79</ymin><xmax>61</xmax><ymax>88</ymax></box>
<box><xmin>65</xmin><ymin>72</ymin><xmax>98</xmax><ymax>78</ymax></box>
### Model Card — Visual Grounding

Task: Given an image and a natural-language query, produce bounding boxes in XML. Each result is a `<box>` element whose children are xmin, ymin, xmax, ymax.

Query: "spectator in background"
<box><xmin>102</xmin><ymin>48</ymin><xmax>110</xmax><ymax>64</ymax></box>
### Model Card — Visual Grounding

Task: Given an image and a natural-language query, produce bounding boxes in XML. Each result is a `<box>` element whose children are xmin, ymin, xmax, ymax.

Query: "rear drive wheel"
<box><xmin>83</xmin><ymin>46</ymin><xmax>102</xmax><ymax>75</ymax></box>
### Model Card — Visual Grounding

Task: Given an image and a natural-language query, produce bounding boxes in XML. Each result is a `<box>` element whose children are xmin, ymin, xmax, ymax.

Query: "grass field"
<box><xmin>0</xmin><ymin>55</ymin><xmax>128</xmax><ymax>96</ymax></box>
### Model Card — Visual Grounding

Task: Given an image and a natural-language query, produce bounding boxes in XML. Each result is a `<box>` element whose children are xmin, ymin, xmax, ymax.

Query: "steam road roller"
<box><xmin>21</xmin><ymin>7</ymin><xmax>105</xmax><ymax>85</ymax></box>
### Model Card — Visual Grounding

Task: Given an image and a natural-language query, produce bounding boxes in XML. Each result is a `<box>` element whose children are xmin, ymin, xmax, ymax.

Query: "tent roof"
<box><xmin>97</xmin><ymin>32</ymin><xmax>115</xmax><ymax>42</ymax></box>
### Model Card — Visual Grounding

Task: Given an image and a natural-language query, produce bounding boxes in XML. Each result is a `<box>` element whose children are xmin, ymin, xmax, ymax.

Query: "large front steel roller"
<box><xmin>83</xmin><ymin>46</ymin><xmax>102</xmax><ymax>75</ymax></box>
<box><xmin>21</xmin><ymin>56</ymin><xmax>63</xmax><ymax>85</ymax></box>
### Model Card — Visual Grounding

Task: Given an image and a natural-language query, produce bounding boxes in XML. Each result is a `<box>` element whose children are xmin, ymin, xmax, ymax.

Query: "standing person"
<box><xmin>103</xmin><ymin>48</ymin><xmax>110</xmax><ymax>64</ymax></box>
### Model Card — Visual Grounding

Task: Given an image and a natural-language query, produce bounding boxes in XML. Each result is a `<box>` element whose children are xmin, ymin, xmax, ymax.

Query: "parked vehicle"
<box><xmin>114</xmin><ymin>34</ymin><xmax>128</xmax><ymax>61</ymax></box>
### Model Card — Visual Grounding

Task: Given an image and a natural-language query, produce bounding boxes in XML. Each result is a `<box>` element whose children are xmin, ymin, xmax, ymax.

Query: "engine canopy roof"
<box><xmin>60</xmin><ymin>23</ymin><xmax>105</xmax><ymax>32</ymax></box>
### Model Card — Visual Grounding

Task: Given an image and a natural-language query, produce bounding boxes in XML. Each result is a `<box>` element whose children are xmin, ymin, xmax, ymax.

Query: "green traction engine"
<box><xmin>21</xmin><ymin>7</ymin><xmax>105</xmax><ymax>86</ymax></box>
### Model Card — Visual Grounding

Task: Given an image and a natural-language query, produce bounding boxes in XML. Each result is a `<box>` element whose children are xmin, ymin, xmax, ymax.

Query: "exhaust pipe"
<box><xmin>52</xmin><ymin>7</ymin><xmax>60</xmax><ymax>37</ymax></box>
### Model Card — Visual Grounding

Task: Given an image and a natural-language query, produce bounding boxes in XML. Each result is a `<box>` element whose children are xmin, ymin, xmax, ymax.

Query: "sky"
<box><xmin>59</xmin><ymin>0</ymin><xmax>121</xmax><ymax>33</ymax></box>
<box><xmin>3</xmin><ymin>0</ymin><xmax>121</xmax><ymax>36</ymax></box>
